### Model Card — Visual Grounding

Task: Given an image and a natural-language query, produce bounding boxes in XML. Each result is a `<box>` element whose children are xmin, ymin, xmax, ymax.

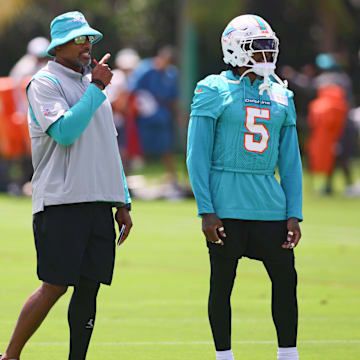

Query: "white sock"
<box><xmin>277</xmin><ymin>347</ymin><xmax>299</xmax><ymax>360</ymax></box>
<box><xmin>216</xmin><ymin>349</ymin><xmax>234</xmax><ymax>360</ymax></box>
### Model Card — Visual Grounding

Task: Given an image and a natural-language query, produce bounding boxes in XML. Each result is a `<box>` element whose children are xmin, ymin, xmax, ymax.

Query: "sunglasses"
<box><xmin>73</xmin><ymin>35</ymin><xmax>96</xmax><ymax>45</ymax></box>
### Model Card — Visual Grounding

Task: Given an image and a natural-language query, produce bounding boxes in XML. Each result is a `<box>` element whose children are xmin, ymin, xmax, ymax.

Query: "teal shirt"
<box><xmin>186</xmin><ymin>70</ymin><xmax>303</xmax><ymax>221</ymax></box>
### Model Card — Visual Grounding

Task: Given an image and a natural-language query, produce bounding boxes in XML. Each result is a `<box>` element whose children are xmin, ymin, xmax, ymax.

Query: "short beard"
<box><xmin>74</xmin><ymin>56</ymin><xmax>91</xmax><ymax>70</ymax></box>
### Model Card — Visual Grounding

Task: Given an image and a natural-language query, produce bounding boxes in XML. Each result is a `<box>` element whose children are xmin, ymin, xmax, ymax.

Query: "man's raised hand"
<box><xmin>92</xmin><ymin>53</ymin><xmax>113</xmax><ymax>88</ymax></box>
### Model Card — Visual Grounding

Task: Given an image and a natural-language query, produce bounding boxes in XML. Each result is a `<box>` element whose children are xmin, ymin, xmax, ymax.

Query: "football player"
<box><xmin>187</xmin><ymin>14</ymin><xmax>302</xmax><ymax>360</ymax></box>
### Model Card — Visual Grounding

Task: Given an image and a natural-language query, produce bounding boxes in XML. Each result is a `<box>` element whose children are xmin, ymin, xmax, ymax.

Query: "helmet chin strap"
<box><xmin>238</xmin><ymin>68</ymin><xmax>253</xmax><ymax>84</ymax></box>
<box><xmin>258</xmin><ymin>76</ymin><xmax>271</xmax><ymax>96</ymax></box>
<box><xmin>230</xmin><ymin>63</ymin><xmax>288</xmax><ymax>95</ymax></box>
<box><xmin>259</xmin><ymin>72</ymin><xmax>288</xmax><ymax>95</ymax></box>
<box><xmin>253</xmin><ymin>62</ymin><xmax>288</xmax><ymax>95</ymax></box>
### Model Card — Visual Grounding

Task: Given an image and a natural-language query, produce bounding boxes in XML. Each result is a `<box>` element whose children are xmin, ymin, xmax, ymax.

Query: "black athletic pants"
<box><xmin>207</xmin><ymin>219</ymin><xmax>298</xmax><ymax>351</ymax></box>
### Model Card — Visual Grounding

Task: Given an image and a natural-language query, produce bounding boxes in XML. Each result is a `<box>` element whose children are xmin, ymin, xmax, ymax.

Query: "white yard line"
<box><xmin>0</xmin><ymin>340</ymin><xmax>359</xmax><ymax>346</ymax></box>
<box><xmin>1</xmin><ymin>317</ymin><xmax>360</xmax><ymax>324</ymax></box>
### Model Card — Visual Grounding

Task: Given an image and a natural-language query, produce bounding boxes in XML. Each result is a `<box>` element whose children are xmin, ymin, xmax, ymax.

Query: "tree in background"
<box><xmin>1</xmin><ymin>0</ymin><xmax>360</xmax><ymax>102</ymax></box>
<box><xmin>0</xmin><ymin>0</ymin><xmax>179</xmax><ymax>75</ymax></box>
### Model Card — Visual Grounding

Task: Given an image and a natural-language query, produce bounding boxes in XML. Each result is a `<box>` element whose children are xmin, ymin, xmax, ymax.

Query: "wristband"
<box><xmin>91</xmin><ymin>78</ymin><xmax>105</xmax><ymax>90</ymax></box>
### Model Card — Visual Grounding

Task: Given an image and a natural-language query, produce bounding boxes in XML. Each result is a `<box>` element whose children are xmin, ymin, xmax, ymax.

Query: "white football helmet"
<box><xmin>221</xmin><ymin>14</ymin><xmax>287</xmax><ymax>94</ymax></box>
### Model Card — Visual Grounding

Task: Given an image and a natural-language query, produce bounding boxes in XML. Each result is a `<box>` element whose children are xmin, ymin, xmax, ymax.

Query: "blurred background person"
<box><xmin>130</xmin><ymin>46</ymin><xmax>184</xmax><ymax>196</ymax></box>
<box><xmin>280</xmin><ymin>63</ymin><xmax>317</xmax><ymax>150</ymax></box>
<box><xmin>315</xmin><ymin>54</ymin><xmax>357</xmax><ymax>193</ymax></box>
<box><xmin>346</xmin><ymin>104</ymin><xmax>360</xmax><ymax>196</ymax></box>
<box><xmin>9</xmin><ymin>36</ymin><xmax>50</xmax><ymax>84</ymax></box>
<box><xmin>307</xmin><ymin>84</ymin><xmax>348</xmax><ymax>194</ymax></box>
<box><xmin>0</xmin><ymin>37</ymin><xmax>49</xmax><ymax>195</ymax></box>
<box><xmin>282</xmin><ymin>53</ymin><xmax>358</xmax><ymax>194</ymax></box>
<box><xmin>106</xmin><ymin>48</ymin><xmax>143</xmax><ymax>172</ymax></box>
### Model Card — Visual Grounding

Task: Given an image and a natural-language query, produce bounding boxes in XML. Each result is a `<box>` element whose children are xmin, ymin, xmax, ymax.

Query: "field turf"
<box><xmin>0</xmin><ymin>177</ymin><xmax>359</xmax><ymax>359</ymax></box>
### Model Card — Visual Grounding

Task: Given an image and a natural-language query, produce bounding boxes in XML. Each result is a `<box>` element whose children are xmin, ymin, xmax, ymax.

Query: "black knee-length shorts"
<box><xmin>33</xmin><ymin>202</ymin><xmax>116</xmax><ymax>287</ymax></box>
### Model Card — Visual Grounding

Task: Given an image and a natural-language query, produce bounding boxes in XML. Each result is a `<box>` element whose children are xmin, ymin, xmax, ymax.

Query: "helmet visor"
<box><xmin>252</xmin><ymin>39</ymin><xmax>277</xmax><ymax>51</ymax></box>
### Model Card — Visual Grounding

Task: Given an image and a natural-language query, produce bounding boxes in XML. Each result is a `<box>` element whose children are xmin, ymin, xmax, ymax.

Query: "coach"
<box><xmin>1</xmin><ymin>11</ymin><xmax>132</xmax><ymax>360</ymax></box>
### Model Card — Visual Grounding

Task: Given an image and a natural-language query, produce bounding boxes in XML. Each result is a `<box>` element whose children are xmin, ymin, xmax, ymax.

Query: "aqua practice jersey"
<box><xmin>187</xmin><ymin>70</ymin><xmax>303</xmax><ymax>221</ymax></box>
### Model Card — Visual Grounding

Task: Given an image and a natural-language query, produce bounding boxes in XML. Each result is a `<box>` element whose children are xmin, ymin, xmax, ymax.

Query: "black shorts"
<box><xmin>207</xmin><ymin>219</ymin><xmax>293</xmax><ymax>263</ymax></box>
<box><xmin>33</xmin><ymin>202</ymin><xmax>116</xmax><ymax>286</ymax></box>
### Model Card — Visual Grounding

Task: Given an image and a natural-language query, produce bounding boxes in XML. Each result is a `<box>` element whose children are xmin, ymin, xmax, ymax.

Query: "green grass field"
<box><xmin>0</xmin><ymin>174</ymin><xmax>360</xmax><ymax>359</ymax></box>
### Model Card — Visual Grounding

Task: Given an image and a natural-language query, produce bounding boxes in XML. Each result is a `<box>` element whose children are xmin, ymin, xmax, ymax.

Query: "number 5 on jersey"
<box><xmin>244</xmin><ymin>106</ymin><xmax>270</xmax><ymax>153</ymax></box>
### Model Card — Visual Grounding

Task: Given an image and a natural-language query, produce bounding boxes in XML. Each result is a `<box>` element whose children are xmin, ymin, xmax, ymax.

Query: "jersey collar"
<box><xmin>221</xmin><ymin>69</ymin><xmax>262</xmax><ymax>88</ymax></box>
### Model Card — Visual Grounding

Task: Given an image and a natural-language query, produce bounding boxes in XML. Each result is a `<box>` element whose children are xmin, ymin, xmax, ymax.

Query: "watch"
<box><xmin>91</xmin><ymin>78</ymin><xmax>105</xmax><ymax>90</ymax></box>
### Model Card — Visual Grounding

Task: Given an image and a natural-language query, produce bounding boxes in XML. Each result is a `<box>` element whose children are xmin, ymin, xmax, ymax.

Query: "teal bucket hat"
<box><xmin>46</xmin><ymin>11</ymin><xmax>103</xmax><ymax>57</ymax></box>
